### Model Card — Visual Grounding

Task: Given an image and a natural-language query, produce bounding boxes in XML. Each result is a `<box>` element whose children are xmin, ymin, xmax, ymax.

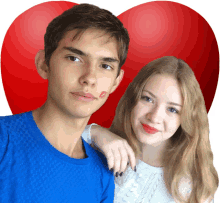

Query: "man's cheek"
<box><xmin>97</xmin><ymin>78</ymin><xmax>113</xmax><ymax>94</ymax></box>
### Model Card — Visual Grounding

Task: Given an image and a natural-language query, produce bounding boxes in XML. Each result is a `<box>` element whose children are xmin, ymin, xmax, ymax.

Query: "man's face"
<box><xmin>42</xmin><ymin>28</ymin><xmax>123</xmax><ymax>119</ymax></box>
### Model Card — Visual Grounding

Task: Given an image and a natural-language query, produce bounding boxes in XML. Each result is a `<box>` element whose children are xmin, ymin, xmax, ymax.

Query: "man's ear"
<box><xmin>110</xmin><ymin>69</ymin><xmax>124</xmax><ymax>94</ymax></box>
<box><xmin>35</xmin><ymin>50</ymin><xmax>49</xmax><ymax>79</ymax></box>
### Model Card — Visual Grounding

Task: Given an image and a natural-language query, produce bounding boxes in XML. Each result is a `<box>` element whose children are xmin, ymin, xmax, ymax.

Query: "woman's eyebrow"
<box><xmin>143</xmin><ymin>90</ymin><xmax>156</xmax><ymax>98</ymax></box>
<box><xmin>143</xmin><ymin>90</ymin><xmax>182</xmax><ymax>107</ymax></box>
<box><xmin>167</xmin><ymin>102</ymin><xmax>182</xmax><ymax>107</ymax></box>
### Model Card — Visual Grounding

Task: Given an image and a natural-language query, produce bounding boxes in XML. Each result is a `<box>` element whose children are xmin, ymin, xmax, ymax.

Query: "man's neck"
<box><xmin>32</xmin><ymin>102</ymin><xmax>90</xmax><ymax>159</ymax></box>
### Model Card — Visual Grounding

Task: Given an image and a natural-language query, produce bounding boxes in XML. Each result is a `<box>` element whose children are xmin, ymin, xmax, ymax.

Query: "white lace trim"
<box><xmin>114</xmin><ymin>160</ymin><xmax>166</xmax><ymax>203</ymax></box>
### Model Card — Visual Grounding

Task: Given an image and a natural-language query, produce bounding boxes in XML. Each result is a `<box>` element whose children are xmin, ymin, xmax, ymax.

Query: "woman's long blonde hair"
<box><xmin>110</xmin><ymin>56</ymin><xmax>218</xmax><ymax>202</ymax></box>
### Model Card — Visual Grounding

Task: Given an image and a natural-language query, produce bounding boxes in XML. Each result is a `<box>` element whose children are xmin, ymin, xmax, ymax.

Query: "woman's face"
<box><xmin>131</xmin><ymin>74</ymin><xmax>183</xmax><ymax>147</ymax></box>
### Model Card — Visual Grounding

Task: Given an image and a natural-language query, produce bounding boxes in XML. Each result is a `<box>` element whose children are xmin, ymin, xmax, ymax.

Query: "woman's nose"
<box><xmin>147</xmin><ymin>105</ymin><xmax>165</xmax><ymax>124</ymax></box>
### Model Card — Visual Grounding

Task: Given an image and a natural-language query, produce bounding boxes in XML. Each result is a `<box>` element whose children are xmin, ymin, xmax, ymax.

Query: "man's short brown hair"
<box><xmin>44</xmin><ymin>4</ymin><xmax>129</xmax><ymax>74</ymax></box>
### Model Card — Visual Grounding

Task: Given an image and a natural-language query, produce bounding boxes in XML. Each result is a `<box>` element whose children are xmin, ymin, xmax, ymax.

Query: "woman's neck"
<box><xmin>141</xmin><ymin>141</ymin><xmax>170</xmax><ymax>167</ymax></box>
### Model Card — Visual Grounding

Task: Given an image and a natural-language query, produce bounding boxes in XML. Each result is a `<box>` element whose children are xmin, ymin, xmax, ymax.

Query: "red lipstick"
<box><xmin>99</xmin><ymin>91</ymin><xmax>107</xmax><ymax>98</ymax></box>
<box><xmin>142</xmin><ymin>123</ymin><xmax>159</xmax><ymax>134</ymax></box>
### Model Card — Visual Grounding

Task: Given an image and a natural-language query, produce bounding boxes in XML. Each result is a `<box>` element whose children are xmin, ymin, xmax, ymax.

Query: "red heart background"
<box><xmin>0</xmin><ymin>0</ymin><xmax>220</xmax><ymax>199</ymax></box>
<box><xmin>1</xmin><ymin>1</ymin><xmax>219</xmax><ymax>127</ymax></box>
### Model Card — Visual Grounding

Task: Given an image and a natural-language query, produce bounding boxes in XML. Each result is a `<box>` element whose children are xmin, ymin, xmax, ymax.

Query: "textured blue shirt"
<box><xmin>0</xmin><ymin>112</ymin><xmax>114</xmax><ymax>203</ymax></box>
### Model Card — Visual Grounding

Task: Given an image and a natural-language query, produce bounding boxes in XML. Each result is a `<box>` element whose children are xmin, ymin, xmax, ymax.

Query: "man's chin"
<box><xmin>66</xmin><ymin>109</ymin><xmax>94</xmax><ymax>120</ymax></box>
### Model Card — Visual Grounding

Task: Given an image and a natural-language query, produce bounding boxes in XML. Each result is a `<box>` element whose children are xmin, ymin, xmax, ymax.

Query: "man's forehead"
<box><xmin>58</xmin><ymin>29</ymin><xmax>120</xmax><ymax>61</ymax></box>
<box><xmin>62</xmin><ymin>28</ymin><xmax>117</xmax><ymax>46</ymax></box>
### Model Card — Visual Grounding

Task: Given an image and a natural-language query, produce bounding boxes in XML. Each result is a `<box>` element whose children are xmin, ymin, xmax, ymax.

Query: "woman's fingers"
<box><xmin>90</xmin><ymin>125</ymin><xmax>136</xmax><ymax>175</ymax></box>
<box><xmin>103</xmin><ymin>140</ymin><xmax>136</xmax><ymax>176</ymax></box>
<box><xmin>124</xmin><ymin>142</ymin><xmax>136</xmax><ymax>171</ymax></box>
<box><xmin>118</xmin><ymin>146</ymin><xmax>129</xmax><ymax>174</ymax></box>
<box><xmin>104</xmin><ymin>148</ymin><xmax>114</xmax><ymax>171</ymax></box>
<box><xmin>112</xmin><ymin>148</ymin><xmax>121</xmax><ymax>177</ymax></box>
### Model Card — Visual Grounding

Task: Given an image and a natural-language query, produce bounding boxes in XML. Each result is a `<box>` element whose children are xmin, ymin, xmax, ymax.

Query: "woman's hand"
<box><xmin>91</xmin><ymin>125</ymin><xmax>136</xmax><ymax>176</ymax></box>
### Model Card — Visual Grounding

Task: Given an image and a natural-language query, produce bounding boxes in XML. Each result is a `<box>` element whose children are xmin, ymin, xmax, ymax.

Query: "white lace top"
<box><xmin>114</xmin><ymin>159</ymin><xmax>175</xmax><ymax>203</ymax></box>
<box><xmin>82</xmin><ymin>124</ymin><xmax>214</xmax><ymax>203</ymax></box>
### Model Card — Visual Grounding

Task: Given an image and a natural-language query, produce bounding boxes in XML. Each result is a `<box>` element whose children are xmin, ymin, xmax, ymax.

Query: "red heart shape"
<box><xmin>1</xmin><ymin>1</ymin><xmax>219</xmax><ymax>127</ymax></box>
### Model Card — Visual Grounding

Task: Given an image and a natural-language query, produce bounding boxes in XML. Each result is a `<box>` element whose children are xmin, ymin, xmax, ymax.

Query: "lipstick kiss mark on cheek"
<box><xmin>99</xmin><ymin>91</ymin><xmax>107</xmax><ymax>98</ymax></box>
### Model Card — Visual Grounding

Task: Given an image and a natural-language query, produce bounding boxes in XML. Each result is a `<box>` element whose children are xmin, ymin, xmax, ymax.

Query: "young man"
<box><xmin>0</xmin><ymin>4</ymin><xmax>129</xmax><ymax>202</ymax></box>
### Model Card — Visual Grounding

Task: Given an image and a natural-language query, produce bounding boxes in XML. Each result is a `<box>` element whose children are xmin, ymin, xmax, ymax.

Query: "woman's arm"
<box><xmin>82</xmin><ymin>124</ymin><xmax>136</xmax><ymax>175</ymax></box>
<box><xmin>81</xmin><ymin>123</ymin><xmax>97</xmax><ymax>144</ymax></box>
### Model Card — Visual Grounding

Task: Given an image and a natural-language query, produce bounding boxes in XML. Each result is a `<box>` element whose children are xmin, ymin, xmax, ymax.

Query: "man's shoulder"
<box><xmin>0</xmin><ymin>112</ymin><xmax>32</xmax><ymax>164</ymax></box>
<box><xmin>0</xmin><ymin>112</ymin><xmax>30</xmax><ymax>125</ymax></box>
<box><xmin>84</xmin><ymin>141</ymin><xmax>115</xmax><ymax>198</ymax></box>
<box><xmin>83</xmin><ymin>139</ymin><xmax>113</xmax><ymax>176</ymax></box>
<box><xmin>0</xmin><ymin>112</ymin><xmax>32</xmax><ymax>138</ymax></box>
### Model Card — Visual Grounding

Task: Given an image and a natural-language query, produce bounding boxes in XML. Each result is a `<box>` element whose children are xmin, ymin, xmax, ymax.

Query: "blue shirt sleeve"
<box><xmin>94</xmin><ymin>148</ymin><xmax>115</xmax><ymax>202</ymax></box>
<box><xmin>0</xmin><ymin>120</ymin><xmax>9</xmax><ymax>164</ymax></box>
<box><xmin>101</xmin><ymin>172</ymin><xmax>115</xmax><ymax>203</ymax></box>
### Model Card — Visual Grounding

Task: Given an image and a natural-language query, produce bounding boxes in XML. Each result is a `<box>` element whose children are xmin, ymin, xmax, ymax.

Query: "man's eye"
<box><xmin>67</xmin><ymin>56</ymin><xmax>80</xmax><ymax>62</ymax></box>
<box><xmin>168</xmin><ymin>107</ymin><xmax>179</xmax><ymax>114</ymax></box>
<box><xmin>101</xmin><ymin>64</ymin><xmax>112</xmax><ymax>70</ymax></box>
<box><xmin>141</xmin><ymin>96</ymin><xmax>153</xmax><ymax>103</ymax></box>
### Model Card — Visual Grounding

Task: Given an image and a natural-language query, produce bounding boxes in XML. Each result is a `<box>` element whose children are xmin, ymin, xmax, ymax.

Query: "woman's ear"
<box><xmin>35</xmin><ymin>50</ymin><xmax>49</xmax><ymax>79</ymax></box>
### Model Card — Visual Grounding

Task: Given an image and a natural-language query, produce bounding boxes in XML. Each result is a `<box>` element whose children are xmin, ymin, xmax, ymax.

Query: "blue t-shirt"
<box><xmin>0</xmin><ymin>112</ymin><xmax>114</xmax><ymax>203</ymax></box>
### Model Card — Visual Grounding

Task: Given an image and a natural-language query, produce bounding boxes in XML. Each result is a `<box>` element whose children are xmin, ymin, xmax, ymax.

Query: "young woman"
<box><xmin>82</xmin><ymin>56</ymin><xmax>218</xmax><ymax>202</ymax></box>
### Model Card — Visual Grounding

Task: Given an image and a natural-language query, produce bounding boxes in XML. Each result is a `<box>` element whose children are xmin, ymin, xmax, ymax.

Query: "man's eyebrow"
<box><xmin>63</xmin><ymin>46</ymin><xmax>119</xmax><ymax>64</ymax></box>
<box><xmin>102</xmin><ymin>57</ymin><xmax>119</xmax><ymax>64</ymax></box>
<box><xmin>63</xmin><ymin>46</ymin><xmax>87</xmax><ymax>56</ymax></box>
<box><xmin>143</xmin><ymin>90</ymin><xmax>182</xmax><ymax>107</ymax></box>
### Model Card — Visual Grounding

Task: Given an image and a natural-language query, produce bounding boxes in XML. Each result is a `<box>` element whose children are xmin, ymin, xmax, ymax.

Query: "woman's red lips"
<box><xmin>142</xmin><ymin>123</ymin><xmax>159</xmax><ymax>134</ymax></box>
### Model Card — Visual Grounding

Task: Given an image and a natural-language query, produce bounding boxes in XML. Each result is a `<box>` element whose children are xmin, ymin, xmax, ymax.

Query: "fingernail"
<box><xmin>116</xmin><ymin>172</ymin><xmax>119</xmax><ymax>177</ymax></box>
<box><xmin>120</xmin><ymin>172</ymin><xmax>123</xmax><ymax>176</ymax></box>
<box><xmin>134</xmin><ymin>166</ymin><xmax>136</xmax><ymax>172</ymax></box>
<box><xmin>109</xmin><ymin>168</ymin><xmax>113</xmax><ymax>171</ymax></box>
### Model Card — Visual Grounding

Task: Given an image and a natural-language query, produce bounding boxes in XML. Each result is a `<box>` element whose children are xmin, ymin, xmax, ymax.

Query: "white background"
<box><xmin>0</xmin><ymin>0</ymin><xmax>219</xmax><ymax>200</ymax></box>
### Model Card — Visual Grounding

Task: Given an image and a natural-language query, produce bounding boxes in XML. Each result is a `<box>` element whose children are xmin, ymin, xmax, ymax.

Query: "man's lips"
<box><xmin>141</xmin><ymin>123</ymin><xmax>159</xmax><ymax>134</ymax></box>
<box><xmin>71</xmin><ymin>92</ymin><xmax>96</xmax><ymax>102</ymax></box>
<box><xmin>72</xmin><ymin>92</ymin><xmax>95</xmax><ymax>98</ymax></box>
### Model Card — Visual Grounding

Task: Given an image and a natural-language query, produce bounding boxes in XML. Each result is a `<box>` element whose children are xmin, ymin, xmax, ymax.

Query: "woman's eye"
<box><xmin>101</xmin><ymin>64</ymin><xmax>112</xmax><ymax>70</ymax></box>
<box><xmin>141</xmin><ymin>96</ymin><xmax>153</xmax><ymax>103</ymax></box>
<box><xmin>168</xmin><ymin>107</ymin><xmax>179</xmax><ymax>114</ymax></box>
<box><xmin>67</xmin><ymin>56</ymin><xmax>80</xmax><ymax>62</ymax></box>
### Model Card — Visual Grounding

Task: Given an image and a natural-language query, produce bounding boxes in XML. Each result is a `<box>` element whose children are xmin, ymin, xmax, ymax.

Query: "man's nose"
<box><xmin>79</xmin><ymin>62</ymin><xmax>97</xmax><ymax>88</ymax></box>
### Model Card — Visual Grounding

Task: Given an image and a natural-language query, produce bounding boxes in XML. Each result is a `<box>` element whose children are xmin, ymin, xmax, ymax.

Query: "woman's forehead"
<box><xmin>142</xmin><ymin>74</ymin><xmax>183</xmax><ymax>105</ymax></box>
